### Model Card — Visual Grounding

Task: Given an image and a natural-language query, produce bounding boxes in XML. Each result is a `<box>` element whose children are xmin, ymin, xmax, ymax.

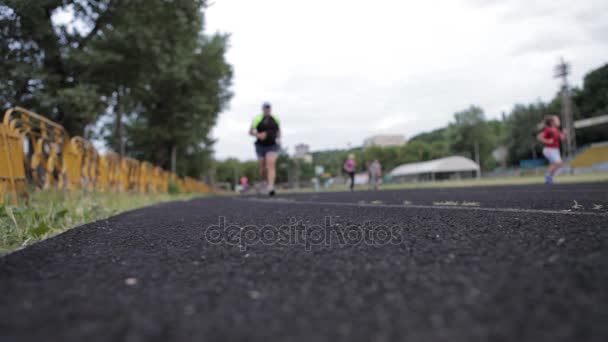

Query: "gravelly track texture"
<box><xmin>1</xmin><ymin>184</ymin><xmax>607</xmax><ymax>342</ymax></box>
<box><xmin>276</xmin><ymin>183</ymin><xmax>608</xmax><ymax>212</ymax></box>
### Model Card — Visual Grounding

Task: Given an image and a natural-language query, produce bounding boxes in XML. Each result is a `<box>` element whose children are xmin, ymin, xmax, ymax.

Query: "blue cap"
<box><xmin>262</xmin><ymin>102</ymin><xmax>271</xmax><ymax>108</ymax></box>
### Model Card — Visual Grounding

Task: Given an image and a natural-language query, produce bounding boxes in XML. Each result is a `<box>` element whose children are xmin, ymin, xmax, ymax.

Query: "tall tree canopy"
<box><xmin>504</xmin><ymin>102</ymin><xmax>546</xmax><ymax>164</ymax></box>
<box><xmin>447</xmin><ymin>105</ymin><xmax>495</xmax><ymax>169</ymax></box>
<box><xmin>573</xmin><ymin>63</ymin><xmax>608</xmax><ymax>145</ymax></box>
<box><xmin>576</xmin><ymin>63</ymin><xmax>608</xmax><ymax>119</ymax></box>
<box><xmin>1</xmin><ymin>0</ymin><xmax>232</xmax><ymax>178</ymax></box>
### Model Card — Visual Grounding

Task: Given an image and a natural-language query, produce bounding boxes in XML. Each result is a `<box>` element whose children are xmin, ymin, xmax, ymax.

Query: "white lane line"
<box><xmin>238</xmin><ymin>198</ymin><xmax>608</xmax><ymax>217</ymax></box>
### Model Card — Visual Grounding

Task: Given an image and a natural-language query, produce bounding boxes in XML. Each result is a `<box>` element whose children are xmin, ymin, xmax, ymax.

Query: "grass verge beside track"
<box><xmin>382</xmin><ymin>172</ymin><xmax>608</xmax><ymax>190</ymax></box>
<box><xmin>0</xmin><ymin>190</ymin><xmax>203</xmax><ymax>255</ymax></box>
<box><xmin>281</xmin><ymin>172</ymin><xmax>608</xmax><ymax>193</ymax></box>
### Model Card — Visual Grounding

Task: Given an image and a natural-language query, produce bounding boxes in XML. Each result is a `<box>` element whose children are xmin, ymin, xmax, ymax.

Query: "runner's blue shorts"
<box><xmin>255</xmin><ymin>144</ymin><xmax>280</xmax><ymax>159</ymax></box>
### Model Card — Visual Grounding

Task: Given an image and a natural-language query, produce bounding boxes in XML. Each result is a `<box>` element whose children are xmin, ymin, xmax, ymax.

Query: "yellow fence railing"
<box><xmin>569</xmin><ymin>142</ymin><xmax>608</xmax><ymax>168</ymax></box>
<box><xmin>1</xmin><ymin>106</ymin><xmax>212</xmax><ymax>205</ymax></box>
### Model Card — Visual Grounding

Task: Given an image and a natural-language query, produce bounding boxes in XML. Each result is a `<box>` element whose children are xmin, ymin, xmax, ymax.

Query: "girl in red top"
<box><xmin>537</xmin><ymin>115</ymin><xmax>567</xmax><ymax>184</ymax></box>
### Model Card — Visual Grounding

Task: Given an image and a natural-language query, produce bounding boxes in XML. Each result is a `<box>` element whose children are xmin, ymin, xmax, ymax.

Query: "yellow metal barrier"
<box><xmin>64</xmin><ymin>136</ymin><xmax>99</xmax><ymax>192</ymax></box>
<box><xmin>1</xmin><ymin>107</ymin><xmax>212</xmax><ymax>205</ymax></box>
<box><xmin>122</xmin><ymin>157</ymin><xmax>140</xmax><ymax>192</ymax></box>
<box><xmin>153</xmin><ymin>167</ymin><xmax>169</xmax><ymax>193</ymax></box>
<box><xmin>107</xmin><ymin>152</ymin><xmax>123</xmax><ymax>192</ymax></box>
<box><xmin>3</xmin><ymin>107</ymin><xmax>69</xmax><ymax>192</ymax></box>
<box><xmin>137</xmin><ymin>161</ymin><xmax>154</xmax><ymax>193</ymax></box>
<box><xmin>1</xmin><ymin>122</ymin><xmax>27</xmax><ymax>205</ymax></box>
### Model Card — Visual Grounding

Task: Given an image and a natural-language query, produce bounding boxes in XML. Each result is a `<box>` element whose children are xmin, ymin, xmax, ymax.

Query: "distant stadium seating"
<box><xmin>569</xmin><ymin>142</ymin><xmax>608</xmax><ymax>168</ymax></box>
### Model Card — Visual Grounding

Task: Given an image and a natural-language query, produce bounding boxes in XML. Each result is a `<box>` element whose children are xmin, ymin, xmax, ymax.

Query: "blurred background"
<box><xmin>2</xmin><ymin>0</ymin><xmax>608</xmax><ymax>192</ymax></box>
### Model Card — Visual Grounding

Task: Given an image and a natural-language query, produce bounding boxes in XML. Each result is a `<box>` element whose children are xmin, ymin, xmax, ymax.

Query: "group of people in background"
<box><xmin>343</xmin><ymin>154</ymin><xmax>382</xmax><ymax>191</ymax></box>
<box><xmin>248</xmin><ymin>101</ymin><xmax>567</xmax><ymax>196</ymax></box>
<box><xmin>248</xmin><ymin>101</ymin><xmax>385</xmax><ymax>196</ymax></box>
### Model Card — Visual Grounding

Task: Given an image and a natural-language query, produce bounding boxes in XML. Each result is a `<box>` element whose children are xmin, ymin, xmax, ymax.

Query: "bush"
<box><xmin>168</xmin><ymin>180</ymin><xmax>181</xmax><ymax>194</ymax></box>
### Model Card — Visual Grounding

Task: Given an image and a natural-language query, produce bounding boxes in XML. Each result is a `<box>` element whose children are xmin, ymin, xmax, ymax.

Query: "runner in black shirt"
<box><xmin>249</xmin><ymin>102</ymin><xmax>281</xmax><ymax>196</ymax></box>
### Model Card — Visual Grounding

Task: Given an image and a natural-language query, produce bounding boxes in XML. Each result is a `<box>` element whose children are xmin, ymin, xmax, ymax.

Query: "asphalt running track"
<box><xmin>1</xmin><ymin>183</ymin><xmax>607</xmax><ymax>342</ymax></box>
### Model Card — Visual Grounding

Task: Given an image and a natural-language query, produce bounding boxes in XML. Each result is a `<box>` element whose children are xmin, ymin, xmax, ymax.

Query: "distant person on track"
<box><xmin>239</xmin><ymin>175</ymin><xmax>249</xmax><ymax>193</ymax></box>
<box><xmin>537</xmin><ymin>115</ymin><xmax>567</xmax><ymax>185</ymax></box>
<box><xmin>343</xmin><ymin>154</ymin><xmax>357</xmax><ymax>191</ymax></box>
<box><xmin>366</xmin><ymin>161</ymin><xmax>371</xmax><ymax>186</ymax></box>
<box><xmin>249</xmin><ymin>102</ymin><xmax>281</xmax><ymax>196</ymax></box>
<box><xmin>368</xmin><ymin>159</ymin><xmax>382</xmax><ymax>191</ymax></box>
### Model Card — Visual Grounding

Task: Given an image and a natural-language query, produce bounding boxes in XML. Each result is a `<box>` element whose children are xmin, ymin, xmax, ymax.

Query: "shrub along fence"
<box><xmin>0</xmin><ymin>106</ymin><xmax>211</xmax><ymax>205</ymax></box>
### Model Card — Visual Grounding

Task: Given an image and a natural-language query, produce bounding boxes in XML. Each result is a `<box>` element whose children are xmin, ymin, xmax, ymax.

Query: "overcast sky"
<box><xmin>206</xmin><ymin>0</ymin><xmax>608</xmax><ymax>160</ymax></box>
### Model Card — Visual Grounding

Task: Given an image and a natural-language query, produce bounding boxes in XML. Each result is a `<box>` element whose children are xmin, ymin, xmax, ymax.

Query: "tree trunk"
<box><xmin>114</xmin><ymin>90</ymin><xmax>125</xmax><ymax>155</ymax></box>
<box><xmin>171</xmin><ymin>144</ymin><xmax>177</xmax><ymax>173</ymax></box>
<box><xmin>474</xmin><ymin>140</ymin><xmax>480</xmax><ymax>166</ymax></box>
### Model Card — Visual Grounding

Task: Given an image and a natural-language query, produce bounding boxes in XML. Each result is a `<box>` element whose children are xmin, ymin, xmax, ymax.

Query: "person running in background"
<box><xmin>343</xmin><ymin>154</ymin><xmax>356</xmax><ymax>191</ymax></box>
<box><xmin>239</xmin><ymin>175</ymin><xmax>249</xmax><ymax>193</ymax></box>
<box><xmin>365</xmin><ymin>161</ymin><xmax>372</xmax><ymax>187</ymax></box>
<box><xmin>537</xmin><ymin>115</ymin><xmax>566</xmax><ymax>184</ymax></box>
<box><xmin>249</xmin><ymin>102</ymin><xmax>281</xmax><ymax>196</ymax></box>
<box><xmin>368</xmin><ymin>159</ymin><xmax>382</xmax><ymax>191</ymax></box>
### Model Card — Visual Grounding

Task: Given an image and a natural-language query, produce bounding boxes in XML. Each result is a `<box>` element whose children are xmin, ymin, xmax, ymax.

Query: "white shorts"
<box><xmin>543</xmin><ymin>147</ymin><xmax>562</xmax><ymax>164</ymax></box>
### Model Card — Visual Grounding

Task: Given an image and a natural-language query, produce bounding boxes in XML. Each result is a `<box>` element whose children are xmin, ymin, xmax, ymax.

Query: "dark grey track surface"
<box><xmin>1</xmin><ymin>184</ymin><xmax>607</xmax><ymax>342</ymax></box>
<box><xmin>276</xmin><ymin>183</ymin><xmax>608</xmax><ymax>212</ymax></box>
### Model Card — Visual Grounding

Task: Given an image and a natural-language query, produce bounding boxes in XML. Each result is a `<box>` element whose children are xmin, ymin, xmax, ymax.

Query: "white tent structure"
<box><xmin>390</xmin><ymin>156</ymin><xmax>480</xmax><ymax>183</ymax></box>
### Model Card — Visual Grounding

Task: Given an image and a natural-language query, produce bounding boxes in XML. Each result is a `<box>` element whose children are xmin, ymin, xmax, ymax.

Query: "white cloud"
<box><xmin>206</xmin><ymin>0</ymin><xmax>608</xmax><ymax>160</ymax></box>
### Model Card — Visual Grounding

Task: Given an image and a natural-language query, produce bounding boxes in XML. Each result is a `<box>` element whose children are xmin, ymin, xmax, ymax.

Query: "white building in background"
<box><xmin>294</xmin><ymin>144</ymin><xmax>310</xmax><ymax>156</ymax></box>
<box><xmin>363</xmin><ymin>134</ymin><xmax>406</xmax><ymax>147</ymax></box>
<box><xmin>294</xmin><ymin>143</ymin><xmax>313</xmax><ymax>163</ymax></box>
<box><xmin>390</xmin><ymin>156</ymin><xmax>480</xmax><ymax>183</ymax></box>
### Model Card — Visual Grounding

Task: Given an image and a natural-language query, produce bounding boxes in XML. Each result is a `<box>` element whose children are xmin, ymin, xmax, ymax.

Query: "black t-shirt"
<box><xmin>252</xmin><ymin>114</ymin><xmax>280</xmax><ymax>146</ymax></box>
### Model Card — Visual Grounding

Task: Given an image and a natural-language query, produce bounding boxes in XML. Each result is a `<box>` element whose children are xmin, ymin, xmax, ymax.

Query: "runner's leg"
<box><xmin>266</xmin><ymin>152</ymin><xmax>278</xmax><ymax>189</ymax></box>
<box><xmin>548</xmin><ymin>160</ymin><xmax>563</xmax><ymax>176</ymax></box>
<box><xmin>258</xmin><ymin>157</ymin><xmax>267</xmax><ymax>188</ymax></box>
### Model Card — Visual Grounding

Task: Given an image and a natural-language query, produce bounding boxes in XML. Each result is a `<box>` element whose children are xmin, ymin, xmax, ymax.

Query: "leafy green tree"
<box><xmin>240</xmin><ymin>161</ymin><xmax>260</xmax><ymax>183</ymax></box>
<box><xmin>504</xmin><ymin>102</ymin><xmax>546</xmax><ymax>164</ymax></box>
<box><xmin>487</xmin><ymin>119</ymin><xmax>507</xmax><ymax>144</ymax></box>
<box><xmin>360</xmin><ymin>145</ymin><xmax>399</xmax><ymax>171</ymax></box>
<box><xmin>447</xmin><ymin>105</ymin><xmax>495</xmax><ymax>169</ymax></box>
<box><xmin>122</xmin><ymin>33</ymin><xmax>232</xmax><ymax>176</ymax></box>
<box><xmin>91</xmin><ymin>0</ymin><xmax>232</xmax><ymax>177</ymax></box>
<box><xmin>273</xmin><ymin>152</ymin><xmax>290</xmax><ymax>184</ymax></box>
<box><xmin>298</xmin><ymin>160</ymin><xmax>315</xmax><ymax>181</ymax></box>
<box><xmin>576</xmin><ymin>63</ymin><xmax>608</xmax><ymax>118</ymax></box>
<box><xmin>1</xmin><ymin>0</ymin><xmax>231</xmax><ymax>180</ymax></box>
<box><xmin>409</xmin><ymin>127</ymin><xmax>448</xmax><ymax>145</ymax></box>
<box><xmin>214</xmin><ymin>158</ymin><xmax>241</xmax><ymax>188</ymax></box>
<box><xmin>312</xmin><ymin>149</ymin><xmax>352</xmax><ymax>176</ymax></box>
<box><xmin>573</xmin><ymin>63</ymin><xmax>608</xmax><ymax>145</ymax></box>
<box><xmin>0</xmin><ymin>0</ymin><xmax>111</xmax><ymax>134</ymax></box>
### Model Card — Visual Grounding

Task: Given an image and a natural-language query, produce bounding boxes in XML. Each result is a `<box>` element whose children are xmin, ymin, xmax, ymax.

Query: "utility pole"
<box><xmin>114</xmin><ymin>88</ymin><xmax>126</xmax><ymax>156</ymax></box>
<box><xmin>170</xmin><ymin>145</ymin><xmax>177</xmax><ymax>173</ymax></box>
<box><xmin>554</xmin><ymin>57</ymin><xmax>576</xmax><ymax>158</ymax></box>
<box><xmin>233</xmin><ymin>164</ymin><xmax>238</xmax><ymax>191</ymax></box>
<box><xmin>474</xmin><ymin>140</ymin><xmax>481</xmax><ymax>179</ymax></box>
<box><xmin>295</xmin><ymin>157</ymin><xmax>300</xmax><ymax>189</ymax></box>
